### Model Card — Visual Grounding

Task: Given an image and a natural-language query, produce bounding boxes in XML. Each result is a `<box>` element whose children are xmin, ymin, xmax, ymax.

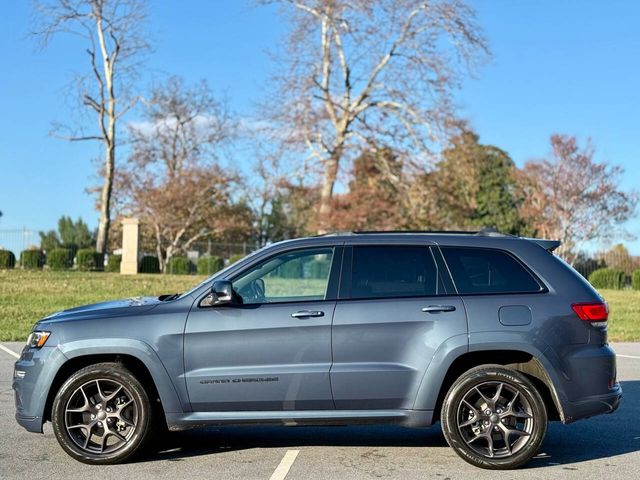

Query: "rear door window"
<box><xmin>441</xmin><ymin>247</ymin><xmax>543</xmax><ymax>295</ymax></box>
<box><xmin>349</xmin><ymin>246</ymin><xmax>439</xmax><ymax>299</ymax></box>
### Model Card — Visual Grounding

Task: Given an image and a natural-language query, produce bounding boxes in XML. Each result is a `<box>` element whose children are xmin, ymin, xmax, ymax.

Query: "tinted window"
<box><xmin>441</xmin><ymin>247</ymin><xmax>542</xmax><ymax>294</ymax></box>
<box><xmin>350</xmin><ymin>246</ymin><xmax>438</xmax><ymax>299</ymax></box>
<box><xmin>233</xmin><ymin>248</ymin><xmax>334</xmax><ymax>304</ymax></box>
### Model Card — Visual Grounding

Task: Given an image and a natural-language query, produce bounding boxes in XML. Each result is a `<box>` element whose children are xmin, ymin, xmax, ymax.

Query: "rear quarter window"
<box><xmin>441</xmin><ymin>247</ymin><xmax>543</xmax><ymax>295</ymax></box>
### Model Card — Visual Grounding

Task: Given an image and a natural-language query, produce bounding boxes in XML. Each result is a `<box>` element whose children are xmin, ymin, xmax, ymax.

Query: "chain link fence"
<box><xmin>0</xmin><ymin>228</ymin><xmax>39</xmax><ymax>257</ymax></box>
<box><xmin>2</xmin><ymin>227</ymin><xmax>638</xmax><ymax>282</ymax></box>
<box><xmin>150</xmin><ymin>241</ymin><xmax>257</xmax><ymax>275</ymax></box>
<box><xmin>555</xmin><ymin>245</ymin><xmax>640</xmax><ymax>284</ymax></box>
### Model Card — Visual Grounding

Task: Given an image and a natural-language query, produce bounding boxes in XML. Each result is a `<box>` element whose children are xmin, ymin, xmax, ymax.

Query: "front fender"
<box><xmin>58</xmin><ymin>338</ymin><xmax>185</xmax><ymax>413</ymax></box>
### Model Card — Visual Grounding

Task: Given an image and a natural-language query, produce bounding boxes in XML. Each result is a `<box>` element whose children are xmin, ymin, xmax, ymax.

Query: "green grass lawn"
<box><xmin>599</xmin><ymin>289</ymin><xmax>640</xmax><ymax>342</ymax></box>
<box><xmin>0</xmin><ymin>270</ymin><xmax>206</xmax><ymax>341</ymax></box>
<box><xmin>0</xmin><ymin>271</ymin><xmax>638</xmax><ymax>342</ymax></box>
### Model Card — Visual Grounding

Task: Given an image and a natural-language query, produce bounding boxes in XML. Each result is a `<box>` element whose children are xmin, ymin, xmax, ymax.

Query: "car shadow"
<box><xmin>525</xmin><ymin>379</ymin><xmax>639</xmax><ymax>469</ymax></box>
<box><xmin>138</xmin><ymin>380</ymin><xmax>639</xmax><ymax>468</ymax></box>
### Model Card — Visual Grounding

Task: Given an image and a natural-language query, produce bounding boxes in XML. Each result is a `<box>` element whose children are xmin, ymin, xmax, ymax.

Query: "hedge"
<box><xmin>47</xmin><ymin>248</ymin><xmax>73</xmax><ymax>270</ymax></box>
<box><xmin>278</xmin><ymin>258</ymin><xmax>303</xmax><ymax>278</ymax></box>
<box><xmin>105</xmin><ymin>254</ymin><xmax>122</xmax><ymax>273</ymax></box>
<box><xmin>166</xmin><ymin>256</ymin><xmax>194</xmax><ymax>275</ymax></box>
<box><xmin>20</xmin><ymin>249</ymin><xmax>44</xmax><ymax>269</ymax></box>
<box><xmin>197</xmin><ymin>256</ymin><xmax>223</xmax><ymax>275</ymax></box>
<box><xmin>76</xmin><ymin>249</ymin><xmax>104</xmax><ymax>271</ymax></box>
<box><xmin>0</xmin><ymin>250</ymin><xmax>16</xmax><ymax>269</ymax></box>
<box><xmin>139</xmin><ymin>255</ymin><xmax>160</xmax><ymax>274</ymax></box>
<box><xmin>633</xmin><ymin>270</ymin><xmax>640</xmax><ymax>291</ymax></box>
<box><xmin>229</xmin><ymin>254</ymin><xmax>245</xmax><ymax>265</ymax></box>
<box><xmin>588</xmin><ymin>268</ymin><xmax>625</xmax><ymax>290</ymax></box>
<box><xmin>309</xmin><ymin>259</ymin><xmax>331</xmax><ymax>279</ymax></box>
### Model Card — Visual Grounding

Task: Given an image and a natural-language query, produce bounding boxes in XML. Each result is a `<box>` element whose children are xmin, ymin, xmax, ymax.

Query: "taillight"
<box><xmin>572</xmin><ymin>302</ymin><xmax>608</xmax><ymax>325</ymax></box>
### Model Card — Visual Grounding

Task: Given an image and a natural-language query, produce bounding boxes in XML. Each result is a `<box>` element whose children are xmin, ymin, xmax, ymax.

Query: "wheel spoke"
<box><xmin>467</xmin><ymin>432</ymin><xmax>494</xmax><ymax>457</ymax></box>
<box><xmin>97</xmin><ymin>430</ymin><xmax>107</xmax><ymax>453</ymax></box>
<box><xmin>117</xmin><ymin>398</ymin><xmax>134</xmax><ymax>411</ymax></box>
<box><xmin>511</xmin><ymin>410</ymin><xmax>533</xmax><ymax>420</ymax></box>
<box><xmin>506</xmin><ymin>428</ymin><xmax>530</xmax><ymax>438</ymax></box>
<box><xmin>105</xmin><ymin>385</ymin><xmax>123</xmax><ymax>402</ymax></box>
<box><xmin>474</xmin><ymin>386</ymin><xmax>491</xmax><ymax>405</ymax></box>
<box><xmin>67</xmin><ymin>424</ymin><xmax>87</xmax><ymax>430</ymax></box>
<box><xmin>95</xmin><ymin>380</ymin><xmax>105</xmax><ymax>401</ymax></box>
<box><xmin>500</xmin><ymin>426</ymin><xmax>513</xmax><ymax>455</ymax></box>
<box><xmin>82</xmin><ymin>425</ymin><xmax>92</xmax><ymax>449</ymax></box>
<box><xmin>67</xmin><ymin>385</ymin><xmax>91</xmax><ymax>413</ymax></box>
<box><xmin>459</xmin><ymin>417</ymin><xmax>478</xmax><ymax>428</ymax></box>
<box><xmin>492</xmin><ymin>382</ymin><xmax>504</xmax><ymax>404</ymax></box>
<box><xmin>115</xmin><ymin>416</ymin><xmax>135</xmax><ymax>427</ymax></box>
<box><xmin>107</xmin><ymin>427</ymin><xmax>128</xmax><ymax>443</ymax></box>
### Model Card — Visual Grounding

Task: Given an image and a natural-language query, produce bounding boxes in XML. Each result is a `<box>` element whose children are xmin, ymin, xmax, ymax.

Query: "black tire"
<box><xmin>52</xmin><ymin>362</ymin><xmax>154</xmax><ymax>464</ymax></box>
<box><xmin>441</xmin><ymin>365</ymin><xmax>547</xmax><ymax>470</ymax></box>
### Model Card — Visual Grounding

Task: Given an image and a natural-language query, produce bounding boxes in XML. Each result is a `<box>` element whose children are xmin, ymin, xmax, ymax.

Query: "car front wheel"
<box><xmin>441</xmin><ymin>365</ymin><xmax>548</xmax><ymax>469</ymax></box>
<box><xmin>52</xmin><ymin>362</ymin><xmax>154</xmax><ymax>464</ymax></box>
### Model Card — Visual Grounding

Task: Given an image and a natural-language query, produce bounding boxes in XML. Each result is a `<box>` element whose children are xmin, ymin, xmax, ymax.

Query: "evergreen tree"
<box><xmin>434</xmin><ymin>130</ymin><xmax>529</xmax><ymax>235</ymax></box>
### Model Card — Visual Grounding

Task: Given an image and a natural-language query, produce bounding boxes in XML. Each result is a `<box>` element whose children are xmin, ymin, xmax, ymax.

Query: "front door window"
<box><xmin>233</xmin><ymin>248</ymin><xmax>334</xmax><ymax>304</ymax></box>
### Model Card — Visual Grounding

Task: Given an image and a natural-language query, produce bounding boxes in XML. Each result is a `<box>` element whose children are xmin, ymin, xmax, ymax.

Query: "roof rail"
<box><xmin>316</xmin><ymin>228</ymin><xmax>518</xmax><ymax>237</ymax></box>
<box><xmin>351</xmin><ymin>229</ymin><xmax>481</xmax><ymax>235</ymax></box>
<box><xmin>349</xmin><ymin>228</ymin><xmax>514</xmax><ymax>237</ymax></box>
<box><xmin>474</xmin><ymin>227</ymin><xmax>515</xmax><ymax>237</ymax></box>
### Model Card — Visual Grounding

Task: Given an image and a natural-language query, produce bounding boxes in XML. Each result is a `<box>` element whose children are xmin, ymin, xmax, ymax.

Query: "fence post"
<box><xmin>120</xmin><ymin>218</ymin><xmax>140</xmax><ymax>275</ymax></box>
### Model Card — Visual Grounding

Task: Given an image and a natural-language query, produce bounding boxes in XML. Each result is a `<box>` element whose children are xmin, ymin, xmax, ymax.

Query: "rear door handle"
<box><xmin>421</xmin><ymin>305</ymin><xmax>456</xmax><ymax>313</ymax></box>
<box><xmin>291</xmin><ymin>310</ymin><xmax>325</xmax><ymax>319</ymax></box>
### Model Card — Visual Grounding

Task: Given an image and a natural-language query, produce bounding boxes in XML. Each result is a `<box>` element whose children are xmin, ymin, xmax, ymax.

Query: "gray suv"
<box><xmin>13</xmin><ymin>231</ymin><xmax>622</xmax><ymax>469</ymax></box>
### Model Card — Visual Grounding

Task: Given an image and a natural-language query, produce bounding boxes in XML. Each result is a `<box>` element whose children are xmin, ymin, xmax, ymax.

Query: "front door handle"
<box><xmin>291</xmin><ymin>310</ymin><xmax>325</xmax><ymax>319</ymax></box>
<box><xmin>421</xmin><ymin>305</ymin><xmax>456</xmax><ymax>313</ymax></box>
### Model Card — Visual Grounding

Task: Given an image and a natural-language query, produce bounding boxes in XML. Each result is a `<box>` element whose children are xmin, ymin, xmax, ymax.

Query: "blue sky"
<box><xmin>0</xmin><ymin>0</ymin><xmax>639</xmax><ymax>252</ymax></box>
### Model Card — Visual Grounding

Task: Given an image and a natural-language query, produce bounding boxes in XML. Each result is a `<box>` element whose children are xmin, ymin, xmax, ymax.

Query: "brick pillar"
<box><xmin>120</xmin><ymin>218</ymin><xmax>139</xmax><ymax>275</ymax></box>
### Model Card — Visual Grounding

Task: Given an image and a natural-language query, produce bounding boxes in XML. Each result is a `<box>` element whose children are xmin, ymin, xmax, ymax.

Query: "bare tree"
<box><xmin>32</xmin><ymin>0</ymin><xmax>150</xmax><ymax>254</ymax></box>
<box><xmin>116</xmin><ymin>77</ymin><xmax>248</xmax><ymax>271</ymax></box>
<box><xmin>518</xmin><ymin>134</ymin><xmax>637</xmax><ymax>263</ymax></box>
<box><xmin>264</xmin><ymin>0</ymin><xmax>488</xmax><ymax>231</ymax></box>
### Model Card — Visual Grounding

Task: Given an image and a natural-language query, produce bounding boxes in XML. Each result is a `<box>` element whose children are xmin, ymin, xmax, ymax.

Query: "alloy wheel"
<box><xmin>64</xmin><ymin>378</ymin><xmax>138</xmax><ymax>454</ymax></box>
<box><xmin>456</xmin><ymin>381</ymin><xmax>534</xmax><ymax>458</ymax></box>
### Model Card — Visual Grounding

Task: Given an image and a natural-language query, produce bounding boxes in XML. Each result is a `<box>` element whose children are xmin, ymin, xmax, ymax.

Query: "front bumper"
<box><xmin>12</xmin><ymin>345</ymin><xmax>68</xmax><ymax>433</ymax></box>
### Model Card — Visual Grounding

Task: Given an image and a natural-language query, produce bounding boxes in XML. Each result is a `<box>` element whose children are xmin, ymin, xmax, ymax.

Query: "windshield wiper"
<box><xmin>158</xmin><ymin>293</ymin><xmax>181</xmax><ymax>302</ymax></box>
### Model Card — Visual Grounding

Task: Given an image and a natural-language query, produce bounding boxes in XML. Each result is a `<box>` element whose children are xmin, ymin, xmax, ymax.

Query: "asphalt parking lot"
<box><xmin>1</xmin><ymin>341</ymin><xmax>639</xmax><ymax>480</ymax></box>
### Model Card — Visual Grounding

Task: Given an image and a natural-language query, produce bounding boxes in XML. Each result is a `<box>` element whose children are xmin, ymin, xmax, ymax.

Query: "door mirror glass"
<box><xmin>210</xmin><ymin>280</ymin><xmax>234</xmax><ymax>305</ymax></box>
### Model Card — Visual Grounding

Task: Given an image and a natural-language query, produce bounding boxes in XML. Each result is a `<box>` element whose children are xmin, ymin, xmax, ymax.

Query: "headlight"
<box><xmin>26</xmin><ymin>331</ymin><xmax>51</xmax><ymax>349</ymax></box>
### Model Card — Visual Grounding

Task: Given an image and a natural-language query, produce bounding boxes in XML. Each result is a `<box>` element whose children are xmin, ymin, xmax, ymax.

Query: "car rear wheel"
<box><xmin>52</xmin><ymin>362</ymin><xmax>154</xmax><ymax>464</ymax></box>
<box><xmin>441</xmin><ymin>365</ymin><xmax>547</xmax><ymax>469</ymax></box>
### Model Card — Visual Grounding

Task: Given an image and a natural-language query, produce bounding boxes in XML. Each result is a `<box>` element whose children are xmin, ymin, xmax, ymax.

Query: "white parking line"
<box><xmin>617</xmin><ymin>354</ymin><xmax>640</xmax><ymax>360</ymax></box>
<box><xmin>269</xmin><ymin>450</ymin><xmax>299</xmax><ymax>480</ymax></box>
<box><xmin>0</xmin><ymin>344</ymin><xmax>20</xmax><ymax>359</ymax></box>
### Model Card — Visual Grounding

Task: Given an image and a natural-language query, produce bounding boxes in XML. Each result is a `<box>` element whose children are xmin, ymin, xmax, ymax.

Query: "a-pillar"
<box><xmin>120</xmin><ymin>218</ymin><xmax>139</xmax><ymax>274</ymax></box>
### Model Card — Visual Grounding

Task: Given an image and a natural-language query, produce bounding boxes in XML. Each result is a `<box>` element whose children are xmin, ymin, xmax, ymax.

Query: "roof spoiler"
<box><xmin>528</xmin><ymin>238</ymin><xmax>562</xmax><ymax>252</ymax></box>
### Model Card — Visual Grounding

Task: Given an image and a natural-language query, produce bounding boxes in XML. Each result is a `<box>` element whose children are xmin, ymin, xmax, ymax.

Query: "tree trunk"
<box><xmin>317</xmin><ymin>153</ymin><xmax>340</xmax><ymax>234</ymax></box>
<box><xmin>96</xmin><ymin>141</ymin><xmax>114</xmax><ymax>254</ymax></box>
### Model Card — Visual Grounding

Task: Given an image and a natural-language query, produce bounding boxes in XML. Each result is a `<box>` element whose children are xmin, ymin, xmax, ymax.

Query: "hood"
<box><xmin>41</xmin><ymin>296</ymin><xmax>162</xmax><ymax>323</ymax></box>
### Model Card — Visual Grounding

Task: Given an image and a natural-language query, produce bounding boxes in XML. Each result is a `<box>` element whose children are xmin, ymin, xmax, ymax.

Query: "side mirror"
<box><xmin>210</xmin><ymin>280</ymin><xmax>234</xmax><ymax>305</ymax></box>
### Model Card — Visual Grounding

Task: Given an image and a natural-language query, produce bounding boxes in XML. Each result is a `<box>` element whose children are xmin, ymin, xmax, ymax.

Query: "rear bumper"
<box><xmin>562</xmin><ymin>384</ymin><xmax>622</xmax><ymax>423</ymax></box>
<box><xmin>541</xmin><ymin>343</ymin><xmax>622</xmax><ymax>423</ymax></box>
